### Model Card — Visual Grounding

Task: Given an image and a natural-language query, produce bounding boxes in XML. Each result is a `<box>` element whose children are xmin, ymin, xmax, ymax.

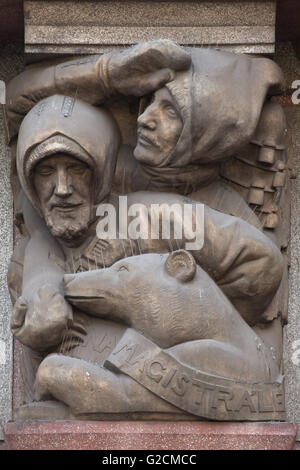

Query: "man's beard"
<box><xmin>47</xmin><ymin>219</ymin><xmax>89</xmax><ymax>244</ymax></box>
<box><xmin>44</xmin><ymin>206</ymin><xmax>92</xmax><ymax>246</ymax></box>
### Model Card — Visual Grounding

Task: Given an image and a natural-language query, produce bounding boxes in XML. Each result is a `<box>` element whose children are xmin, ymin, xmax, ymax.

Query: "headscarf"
<box><xmin>162</xmin><ymin>47</ymin><xmax>285</xmax><ymax>167</ymax></box>
<box><xmin>17</xmin><ymin>95</ymin><xmax>121</xmax><ymax>216</ymax></box>
<box><xmin>129</xmin><ymin>48</ymin><xmax>284</xmax><ymax>195</ymax></box>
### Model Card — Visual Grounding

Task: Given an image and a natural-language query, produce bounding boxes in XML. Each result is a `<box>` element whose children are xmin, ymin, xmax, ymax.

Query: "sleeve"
<box><xmin>5</xmin><ymin>54</ymin><xmax>112</xmax><ymax>142</ymax></box>
<box><xmin>118</xmin><ymin>192</ymin><xmax>284</xmax><ymax>325</ymax></box>
<box><xmin>192</xmin><ymin>205</ymin><xmax>284</xmax><ymax>325</ymax></box>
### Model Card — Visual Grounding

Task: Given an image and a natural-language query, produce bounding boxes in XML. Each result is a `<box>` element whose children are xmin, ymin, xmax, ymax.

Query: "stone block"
<box><xmin>0</xmin><ymin>44</ymin><xmax>23</xmax><ymax>441</ymax></box>
<box><xmin>4</xmin><ymin>421</ymin><xmax>297</xmax><ymax>450</ymax></box>
<box><xmin>24</xmin><ymin>1</ymin><xmax>276</xmax><ymax>56</ymax></box>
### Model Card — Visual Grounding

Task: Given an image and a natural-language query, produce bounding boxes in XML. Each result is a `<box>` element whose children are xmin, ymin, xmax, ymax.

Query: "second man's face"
<box><xmin>134</xmin><ymin>87</ymin><xmax>183</xmax><ymax>167</ymax></box>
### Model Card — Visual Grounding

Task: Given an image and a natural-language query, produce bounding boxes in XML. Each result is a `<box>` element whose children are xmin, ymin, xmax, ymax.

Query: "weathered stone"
<box><xmin>0</xmin><ymin>44</ymin><xmax>23</xmax><ymax>442</ymax></box>
<box><xmin>273</xmin><ymin>42</ymin><xmax>300</xmax><ymax>442</ymax></box>
<box><xmin>24</xmin><ymin>1</ymin><xmax>276</xmax><ymax>55</ymax></box>
<box><xmin>4</xmin><ymin>421</ymin><xmax>297</xmax><ymax>450</ymax></box>
<box><xmin>283</xmin><ymin>107</ymin><xmax>300</xmax><ymax>441</ymax></box>
<box><xmin>25</xmin><ymin>1</ymin><xmax>276</xmax><ymax>27</ymax></box>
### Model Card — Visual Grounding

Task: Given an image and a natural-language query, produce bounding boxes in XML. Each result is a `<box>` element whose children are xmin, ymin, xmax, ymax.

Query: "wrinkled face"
<box><xmin>33</xmin><ymin>153</ymin><xmax>94</xmax><ymax>245</ymax></box>
<box><xmin>134</xmin><ymin>87</ymin><xmax>183</xmax><ymax>167</ymax></box>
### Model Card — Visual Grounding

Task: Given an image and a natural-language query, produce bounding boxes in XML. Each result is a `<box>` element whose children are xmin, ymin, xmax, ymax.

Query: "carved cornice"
<box><xmin>1</xmin><ymin>1</ymin><xmax>299</xmax><ymax>50</ymax></box>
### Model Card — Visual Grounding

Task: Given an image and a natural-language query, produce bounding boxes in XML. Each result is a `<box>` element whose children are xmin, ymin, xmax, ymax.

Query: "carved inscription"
<box><xmin>64</xmin><ymin>316</ymin><xmax>126</xmax><ymax>365</ymax></box>
<box><xmin>105</xmin><ymin>329</ymin><xmax>286</xmax><ymax>421</ymax></box>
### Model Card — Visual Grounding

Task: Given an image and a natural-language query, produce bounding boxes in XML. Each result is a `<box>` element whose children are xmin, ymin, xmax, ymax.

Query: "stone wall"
<box><xmin>24</xmin><ymin>0</ymin><xmax>276</xmax><ymax>56</ymax></box>
<box><xmin>0</xmin><ymin>44</ymin><xmax>23</xmax><ymax>441</ymax></box>
<box><xmin>284</xmin><ymin>106</ymin><xmax>300</xmax><ymax>441</ymax></box>
<box><xmin>274</xmin><ymin>43</ymin><xmax>300</xmax><ymax>441</ymax></box>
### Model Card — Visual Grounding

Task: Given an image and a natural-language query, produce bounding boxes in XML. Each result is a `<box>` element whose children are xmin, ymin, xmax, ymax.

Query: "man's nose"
<box><xmin>54</xmin><ymin>168</ymin><xmax>72</xmax><ymax>197</ymax></box>
<box><xmin>137</xmin><ymin>104</ymin><xmax>157</xmax><ymax>130</ymax></box>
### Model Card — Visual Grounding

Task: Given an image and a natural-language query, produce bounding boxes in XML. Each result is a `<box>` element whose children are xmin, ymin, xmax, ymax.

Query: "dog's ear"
<box><xmin>165</xmin><ymin>250</ymin><xmax>196</xmax><ymax>283</ymax></box>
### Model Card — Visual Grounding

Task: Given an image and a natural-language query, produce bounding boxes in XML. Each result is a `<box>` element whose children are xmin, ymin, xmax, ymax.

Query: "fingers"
<box><xmin>105</xmin><ymin>40</ymin><xmax>191</xmax><ymax>98</ymax></box>
<box><xmin>126</xmin><ymin>40</ymin><xmax>191</xmax><ymax>71</ymax></box>
<box><xmin>66</xmin><ymin>307</ymin><xmax>74</xmax><ymax>327</ymax></box>
<box><xmin>70</xmin><ymin>321</ymin><xmax>87</xmax><ymax>337</ymax></box>
<box><xmin>121</xmin><ymin>69</ymin><xmax>175</xmax><ymax>97</ymax></box>
<box><xmin>37</xmin><ymin>283</ymin><xmax>73</xmax><ymax>323</ymax></box>
<box><xmin>147</xmin><ymin>40</ymin><xmax>191</xmax><ymax>71</ymax></box>
<box><xmin>11</xmin><ymin>296</ymin><xmax>28</xmax><ymax>331</ymax></box>
<box><xmin>137</xmin><ymin>68</ymin><xmax>176</xmax><ymax>96</ymax></box>
<box><xmin>64</xmin><ymin>298</ymin><xmax>74</xmax><ymax>325</ymax></box>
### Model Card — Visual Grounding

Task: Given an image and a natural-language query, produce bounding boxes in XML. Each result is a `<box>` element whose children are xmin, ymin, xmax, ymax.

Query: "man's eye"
<box><xmin>165</xmin><ymin>106</ymin><xmax>178</xmax><ymax>118</ymax></box>
<box><xmin>118</xmin><ymin>265</ymin><xmax>129</xmax><ymax>272</ymax></box>
<box><xmin>69</xmin><ymin>165</ymin><xmax>87</xmax><ymax>174</ymax></box>
<box><xmin>36</xmin><ymin>167</ymin><xmax>55</xmax><ymax>176</ymax></box>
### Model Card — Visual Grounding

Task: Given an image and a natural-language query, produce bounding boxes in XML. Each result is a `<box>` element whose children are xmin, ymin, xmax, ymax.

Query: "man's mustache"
<box><xmin>137</xmin><ymin>128</ymin><xmax>160</xmax><ymax>149</ymax></box>
<box><xmin>49</xmin><ymin>201</ymin><xmax>84</xmax><ymax>209</ymax></box>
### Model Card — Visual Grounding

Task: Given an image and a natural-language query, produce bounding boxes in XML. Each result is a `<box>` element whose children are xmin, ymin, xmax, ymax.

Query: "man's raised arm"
<box><xmin>6</xmin><ymin>40</ymin><xmax>191</xmax><ymax>141</ymax></box>
<box><xmin>192</xmin><ymin>205</ymin><xmax>284</xmax><ymax>326</ymax></box>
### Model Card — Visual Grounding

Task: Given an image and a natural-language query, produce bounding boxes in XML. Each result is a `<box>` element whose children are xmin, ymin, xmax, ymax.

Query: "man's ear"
<box><xmin>165</xmin><ymin>250</ymin><xmax>196</xmax><ymax>283</ymax></box>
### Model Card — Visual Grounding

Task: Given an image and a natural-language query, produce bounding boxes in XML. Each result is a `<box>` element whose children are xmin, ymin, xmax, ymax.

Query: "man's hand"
<box><xmin>99</xmin><ymin>39</ymin><xmax>191</xmax><ymax>97</ymax></box>
<box><xmin>6</xmin><ymin>40</ymin><xmax>191</xmax><ymax>142</ymax></box>
<box><xmin>11</xmin><ymin>284</ymin><xmax>73</xmax><ymax>351</ymax></box>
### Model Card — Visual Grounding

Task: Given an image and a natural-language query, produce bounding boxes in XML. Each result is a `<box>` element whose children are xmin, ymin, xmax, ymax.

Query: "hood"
<box><xmin>163</xmin><ymin>47</ymin><xmax>285</xmax><ymax>167</ymax></box>
<box><xmin>17</xmin><ymin>95</ymin><xmax>121</xmax><ymax>216</ymax></box>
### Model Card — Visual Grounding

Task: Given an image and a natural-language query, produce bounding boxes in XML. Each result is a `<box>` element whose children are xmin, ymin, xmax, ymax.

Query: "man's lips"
<box><xmin>51</xmin><ymin>203</ymin><xmax>83</xmax><ymax>212</ymax></box>
<box><xmin>137</xmin><ymin>132</ymin><xmax>159</xmax><ymax>149</ymax></box>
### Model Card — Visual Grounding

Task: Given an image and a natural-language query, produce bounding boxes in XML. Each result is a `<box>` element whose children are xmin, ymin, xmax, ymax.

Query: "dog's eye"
<box><xmin>118</xmin><ymin>265</ymin><xmax>129</xmax><ymax>272</ymax></box>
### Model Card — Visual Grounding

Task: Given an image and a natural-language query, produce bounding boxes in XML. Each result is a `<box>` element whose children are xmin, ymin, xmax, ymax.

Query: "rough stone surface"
<box><xmin>4</xmin><ymin>421</ymin><xmax>297</xmax><ymax>450</ymax></box>
<box><xmin>25</xmin><ymin>25</ymin><xmax>274</xmax><ymax>46</ymax></box>
<box><xmin>274</xmin><ymin>43</ymin><xmax>300</xmax><ymax>442</ymax></box>
<box><xmin>25</xmin><ymin>1</ymin><xmax>276</xmax><ymax>27</ymax></box>
<box><xmin>275</xmin><ymin>43</ymin><xmax>300</xmax><ymax>91</ymax></box>
<box><xmin>12</xmin><ymin>339</ymin><xmax>24</xmax><ymax>412</ymax></box>
<box><xmin>283</xmin><ymin>105</ymin><xmax>300</xmax><ymax>441</ymax></box>
<box><xmin>0</xmin><ymin>440</ymin><xmax>9</xmax><ymax>450</ymax></box>
<box><xmin>24</xmin><ymin>0</ymin><xmax>275</xmax><ymax>55</ymax></box>
<box><xmin>0</xmin><ymin>108</ymin><xmax>12</xmax><ymax>441</ymax></box>
<box><xmin>0</xmin><ymin>44</ymin><xmax>23</xmax><ymax>441</ymax></box>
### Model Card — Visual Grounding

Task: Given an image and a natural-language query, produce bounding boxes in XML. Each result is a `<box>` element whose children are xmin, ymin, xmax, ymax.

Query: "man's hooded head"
<box><xmin>135</xmin><ymin>48</ymin><xmax>284</xmax><ymax>170</ymax></box>
<box><xmin>17</xmin><ymin>95</ymin><xmax>121</xmax><ymax>244</ymax></box>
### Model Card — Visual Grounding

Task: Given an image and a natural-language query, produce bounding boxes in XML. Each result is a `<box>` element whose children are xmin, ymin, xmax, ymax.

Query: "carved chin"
<box><xmin>45</xmin><ymin>211</ymin><xmax>91</xmax><ymax>244</ymax></box>
<box><xmin>134</xmin><ymin>143</ymin><xmax>162</xmax><ymax>166</ymax></box>
<box><xmin>48</xmin><ymin>222</ymin><xmax>89</xmax><ymax>243</ymax></box>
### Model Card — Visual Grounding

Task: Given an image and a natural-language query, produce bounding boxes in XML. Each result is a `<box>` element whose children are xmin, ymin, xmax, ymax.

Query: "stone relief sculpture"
<box><xmin>4</xmin><ymin>40</ymin><xmax>291</xmax><ymax>422</ymax></box>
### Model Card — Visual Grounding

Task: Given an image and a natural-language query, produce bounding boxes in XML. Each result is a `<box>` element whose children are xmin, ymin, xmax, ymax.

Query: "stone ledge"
<box><xmin>24</xmin><ymin>0</ymin><xmax>276</xmax><ymax>55</ymax></box>
<box><xmin>4</xmin><ymin>421</ymin><xmax>297</xmax><ymax>450</ymax></box>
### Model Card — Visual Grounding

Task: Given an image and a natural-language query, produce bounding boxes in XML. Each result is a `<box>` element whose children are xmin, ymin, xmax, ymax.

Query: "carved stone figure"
<box><xmin>5</xmin><ymin>40</ymin><xmax>290</xmax><ymax>422</ymax></box>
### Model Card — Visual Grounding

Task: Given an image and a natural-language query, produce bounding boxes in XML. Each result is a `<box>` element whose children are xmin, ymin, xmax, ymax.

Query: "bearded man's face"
<box><xmin>33</xmin><ymin>153</ymin><xmax>94</xmax><ymax>246</ymax></box>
